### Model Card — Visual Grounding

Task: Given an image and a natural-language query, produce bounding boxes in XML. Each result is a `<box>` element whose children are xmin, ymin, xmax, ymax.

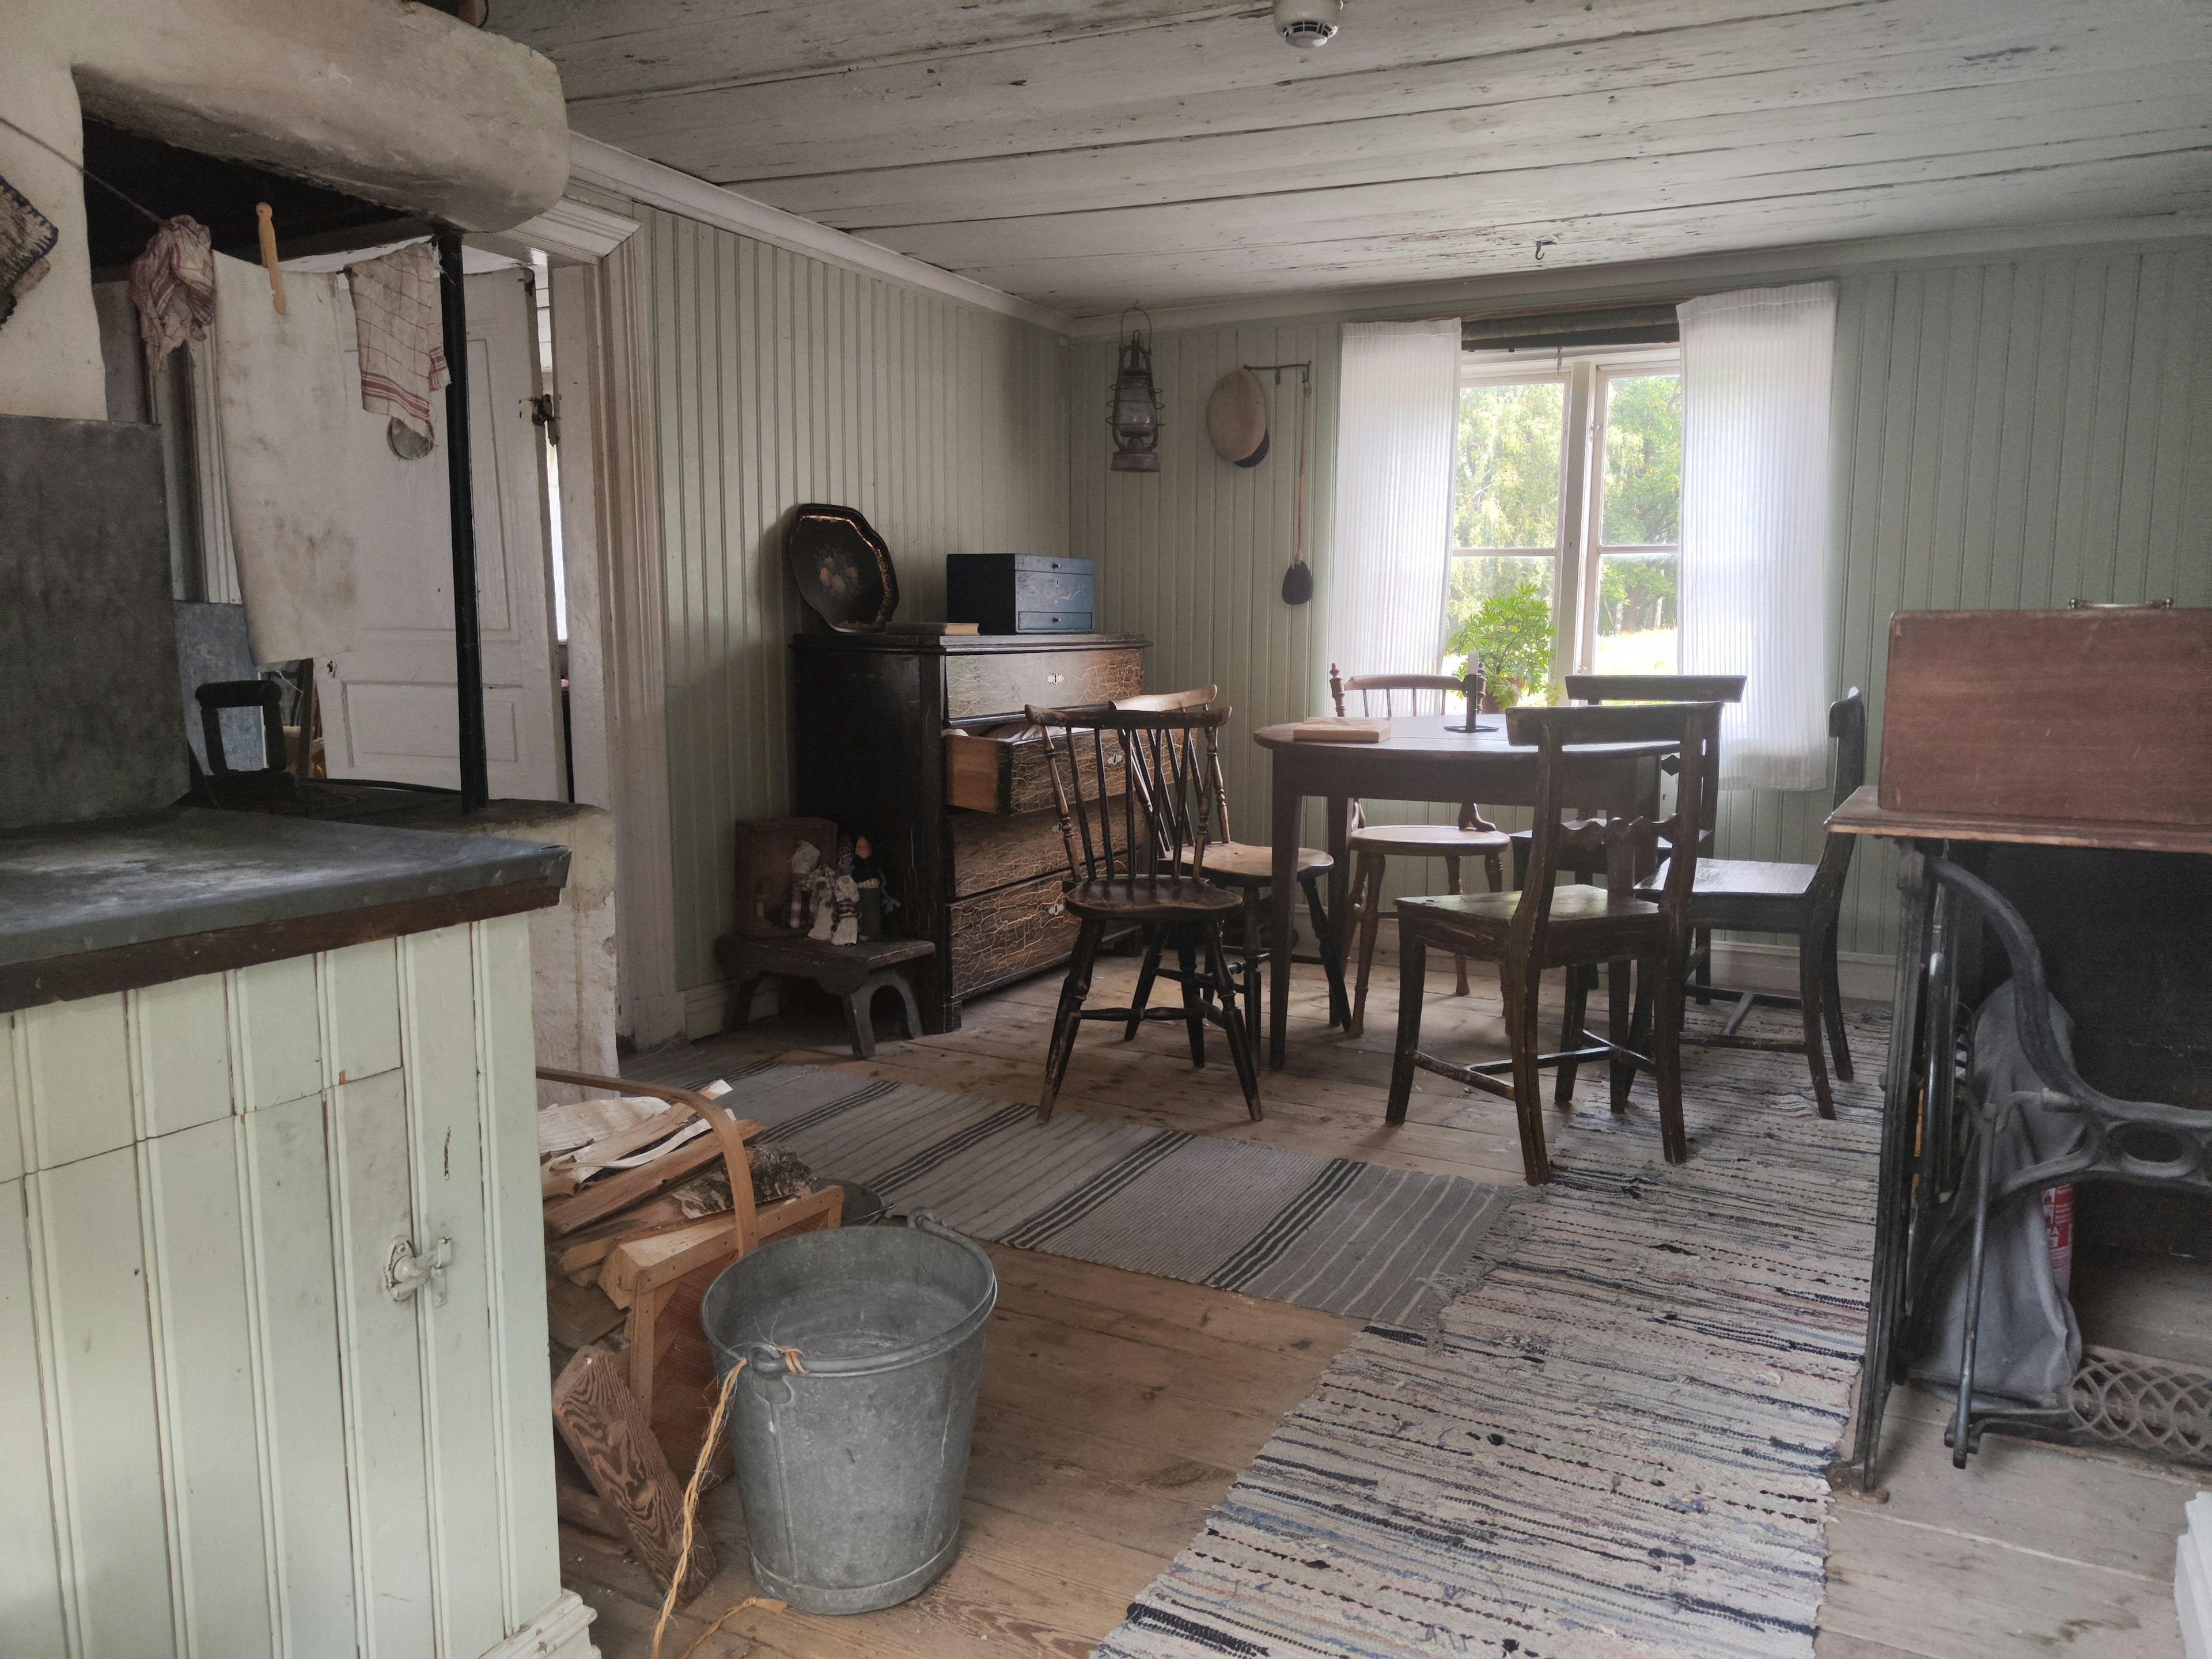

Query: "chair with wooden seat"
<box><xmin>1386</xmin><ymin>701</ymin><xmax>1717</xmax><ymax>1185</ymax></box>
<box><xmin>1629</xmin><ymin>687</ymin><xmax>1867</xmax><ymax>1117</ymax></box>
<box><xmin>1510</xmin><ymin>673</ymin><xmax>1744</xmax><ymax>1007</ymax></box>
<box><xmin>1115</xmin><ymin>686</ymin><xmax>1351</xmax><ymax>1043</ymax></box>
<box><xmin>1327</xmin><ymin>665</ymin><xmax>1513</xmax><ymax>1036</ymax></box>
<box><xmin>1029</xmin><ymin>700</ymin><xmax>1259</xmax><ymax>1123</ymax></box>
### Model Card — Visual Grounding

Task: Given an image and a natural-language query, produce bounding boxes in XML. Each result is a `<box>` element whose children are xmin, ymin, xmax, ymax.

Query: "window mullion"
<box><xmin>1555</xmin><ymin>362</ymin><xmax>1599</xmax><ymax>682</ymax></box>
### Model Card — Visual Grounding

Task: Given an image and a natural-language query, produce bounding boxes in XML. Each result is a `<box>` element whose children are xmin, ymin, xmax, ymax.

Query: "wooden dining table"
<box><xmin>1255</xmin><ymin>714</ymin><xmax>1677</xmax><ymax>1069</ymax></box>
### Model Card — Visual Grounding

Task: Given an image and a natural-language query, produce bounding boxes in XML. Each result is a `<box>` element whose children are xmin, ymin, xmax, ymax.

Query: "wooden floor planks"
<box><xmin>571</xmin><ymin>951</ymin><xmax>2209</xmax><ymax>1659</ymax></box>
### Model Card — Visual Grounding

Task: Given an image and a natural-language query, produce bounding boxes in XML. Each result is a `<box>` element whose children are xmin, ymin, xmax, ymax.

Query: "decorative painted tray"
<box><xmin>784</xmin><ymin>503</ymin><xmax>900</xmax><ymax>632</ymax></box>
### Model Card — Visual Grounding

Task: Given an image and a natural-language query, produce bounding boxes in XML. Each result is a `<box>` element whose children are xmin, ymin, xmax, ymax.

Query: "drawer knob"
<box><xmin>1047</xmin><ymin>902</ymin><xmax>1065</xmax><ymax>917</ymax></box>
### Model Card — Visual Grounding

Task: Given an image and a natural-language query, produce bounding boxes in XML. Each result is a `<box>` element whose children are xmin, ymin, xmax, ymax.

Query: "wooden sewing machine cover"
<box><xmin>1878</xmin><ymin>607</ymin><xmax>2212</xmax><ymax>830</ymax></box>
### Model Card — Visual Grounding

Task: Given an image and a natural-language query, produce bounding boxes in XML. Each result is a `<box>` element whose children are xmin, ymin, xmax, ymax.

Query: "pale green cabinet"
<box><xmin>0</xmin><ymin>917</ymin><xmax>593</xmax><ymax>1659</ymax></box>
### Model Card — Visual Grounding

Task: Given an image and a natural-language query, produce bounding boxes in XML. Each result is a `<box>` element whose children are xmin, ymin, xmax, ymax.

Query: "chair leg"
<box><xmin>1444</xmin><ymin>855</ymin><xmax>1471</xmax><ymax>996</ymax></box>
<box><xmin>1484</xmin><ymin>850</ymin><xmax>1505</xmax><ymax>893</ymax></box>
<box><xmin>1240</xmin><ymin>887</ymin><xmax>1264</xmax><ymax>1052</ymax></box>
<box><xmin>1512</xmin><ymin>835</ymin><xmax>1531</xmax><ymax>891</ymax></box>
<box><xmin>1301</xmin><ymin>874</ymin><xmax>1352</xmax><ymax>1029</ymax></box>
<box><xmin>1123</xmin><ymin>926</ymin><xmax>1164</xmax><ymax>1040</ymax></box>
<box><xmin>1175</xmin><ymin>934</ymin><xmax>1206</xmax><ymax>1067</ymax></box>
<box><xmin>1040</xmin><ymin>918</ymin><xmax>1105</xmax><ymax>1122</ymax></box>
<box><xmin>1349</xmin><ymin>851</ymin><xmax>1387</xmax><ymax>1039</ymax></box>
<box><xmin>1692</xmin><ymin>925</ymin><xmax>1714</xmax><ymax>1006</ymax></box>
<box><xmin>1653</xmin><ymin>949</ymin><xmax>1689</xmax><ymax>1164</ymax></box>
<box><xmin>1385</xmin><ymin>930</ymin><xmax>1426</xmax><ymax>1127</ymax></box>
<box><xmin>1502</xmin><ymin>963</ymin><xmax>1551</xmax><ymax>1185</ymax></box>
<box><xmin>1798</xmin><ymin>931</ymin><xmax>1837</xmax><ymax>1119</ymax></box>
<box><xmin>1607</xmin><ymin>959</ymin><xmax>1635</xmax><ymax>1113</ymax></box>
<box><xmin>1822</xmin><ymin>925</ymin><xmax>1854</xmax><ymax>1082</ymax></box>
<box><xmin>1200</xmin><ymin>922</ymin><xmax>1262</xmax><ymax>1120</ymax></box>
<box><xmin>1554</xmin><ymin>963</ymin><xmax>1589</xmax><ymax>1105</ymax></box>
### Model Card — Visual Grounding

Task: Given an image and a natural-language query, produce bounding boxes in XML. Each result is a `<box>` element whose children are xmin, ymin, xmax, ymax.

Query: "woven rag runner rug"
<box><xmin>1093</xmin><ymin>1006</ymin><xmax>1889</xmax><ymax>1659</ymax></box>
<box><xmin>639</xmin><ymin>1058</ymin><xmax>1513</xmax><ymax>1328</ymax></box>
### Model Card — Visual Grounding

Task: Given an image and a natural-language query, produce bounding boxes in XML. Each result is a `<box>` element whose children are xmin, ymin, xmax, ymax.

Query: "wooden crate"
<box><xmin>1880</xmin><ymin>608</ymin><xmax>2212</xmax><ymax>827</ymax></box>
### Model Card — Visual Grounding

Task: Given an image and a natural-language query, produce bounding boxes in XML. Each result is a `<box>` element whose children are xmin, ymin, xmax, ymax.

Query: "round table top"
<box><xmin>1252</xmin><ymin>713</ymin><xmax>1677</xmax><ymax>760</ymax></box>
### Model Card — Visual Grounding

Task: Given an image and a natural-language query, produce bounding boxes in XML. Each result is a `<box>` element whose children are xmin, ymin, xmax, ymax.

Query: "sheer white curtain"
<box><xmin>1677</xmin><ymin>282</ymin><xmax>1836</xmax><ymax>790</ymax></box>
<box><xmin>1325</xmin><ymin>319</ymin><xmax>1461</xmax><ymax>690</ymax></box>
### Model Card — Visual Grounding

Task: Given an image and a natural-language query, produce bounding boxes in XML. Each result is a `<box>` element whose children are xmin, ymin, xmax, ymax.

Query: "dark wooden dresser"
<box><xmin>790</xmin><ymin>631</ymin><xmax>1147</xmax><ymax>1032</ymax></box>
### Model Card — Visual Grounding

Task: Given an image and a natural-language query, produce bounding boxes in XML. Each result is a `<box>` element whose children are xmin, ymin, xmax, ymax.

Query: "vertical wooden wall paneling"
<box><xmin>320</xmin><ymin>940</ymin><xmax>438</xmax><ymax>1659</ymax></box>
<box><xmin>1072</xmin><ymin>243</ymin><xmax>2210</xmax><ymax>964</ymax></box>
<box><xmin>626</xmin><ymin>203</ymin><xmax>1071</xmax><ymax>1013</ymax></box>
<box><xmin>475</xmin><ymin>914</ymin><xmax>567</xmax><ymax>1637</ymax></box>
<box><xmin>397</xmin><ymin>924</ymin><xmax>505</xmax><ymax>1657</ymax></box>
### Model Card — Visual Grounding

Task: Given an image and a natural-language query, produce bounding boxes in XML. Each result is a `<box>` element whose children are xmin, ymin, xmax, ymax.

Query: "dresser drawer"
<box><xmin>948</xmin><ymin>872</ymin><xmax>1080</xmax><ymax>998</ymax></box>
<box><xmin>942</xmin><ymin>646</ymin><xmax>1143</xmax><ymax>722</ymax></box>
<box><xmin>949</xmin><ymin>809</ymin><xmax>1070</xmax><ymax>899</ymax></box>
<box><xmin>945</xmin><ymin>725</ymin><xmax>1126</xmax><ymax>816</ymax></box>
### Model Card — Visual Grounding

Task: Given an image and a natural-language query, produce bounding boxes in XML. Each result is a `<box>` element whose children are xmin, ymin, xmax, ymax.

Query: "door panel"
<box><xmin>329</xmin><ymin>1071</ymin><xmax>437</xmax><ymax>1658</ymax></box>
<box><xmin>325</xmin><ymin>270</ymin><xmax>562</xmax><ymax>799</ymax></box>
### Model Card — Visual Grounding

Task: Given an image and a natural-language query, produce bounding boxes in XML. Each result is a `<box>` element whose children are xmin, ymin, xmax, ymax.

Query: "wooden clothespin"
<box><xmin>255</xmin><ymin>202</ymin><xmax>286</xmax><ymax>316</ymax></box>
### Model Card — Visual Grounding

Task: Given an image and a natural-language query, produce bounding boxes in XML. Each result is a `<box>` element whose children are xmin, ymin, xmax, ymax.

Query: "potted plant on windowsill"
<box><xmin>1446</xmin><ymin>581</ymin><xmax>1555</xmax><ymax>709</ymax></box>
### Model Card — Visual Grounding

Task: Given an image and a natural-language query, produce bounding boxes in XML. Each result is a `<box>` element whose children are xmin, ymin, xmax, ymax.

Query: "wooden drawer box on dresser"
<box><xmin>790</xmin><ymin>631</ymin><xmax>1147</xmax><ymax>1032</ymax></box>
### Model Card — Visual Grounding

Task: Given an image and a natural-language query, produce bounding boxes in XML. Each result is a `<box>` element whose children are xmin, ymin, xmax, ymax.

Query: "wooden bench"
<box><xmin>715</xmin><ymin>931</ymin><xmax>935</xmax><ymax>1058</ymax></box>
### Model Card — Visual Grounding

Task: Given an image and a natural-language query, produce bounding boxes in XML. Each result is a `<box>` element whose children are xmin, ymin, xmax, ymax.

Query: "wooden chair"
<box><xmin>1385</xmin><ymin>702</ymin><xmax>1717</xmax><ymax>1185</ymax></box>
<box><xmin>1631</xmin><ymin>688</ymin><xmax>1868</xmax><ymax>1116</ymax></box>
<box><xmin>1029</xmin><ymin>702</ymin><xmax>1259</xmax><ymax>1122</ymax></box>
<box><xmin>1115</xmin><ymin>686</ymin><xmax>1351</xmax><ymax>1042</ymax></box>
<box><xmin>1328</xmin><ymin>665</ymin><xmax>1513</xmax><ymax>1036</ymax></box>
<box><xmin>1506</xmin><ymin>673</ymin><xmax>1741</xmax><ymax>1062</ymax></box>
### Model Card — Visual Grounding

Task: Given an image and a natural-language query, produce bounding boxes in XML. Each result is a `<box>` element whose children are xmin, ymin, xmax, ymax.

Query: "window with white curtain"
<box><xmin>1676</xmin><ymin>282</ymin><xmax>1836</xmax><ymax>790</ymax></box>
<box><xmin>1445</xmin><ymin>345</ymin><xmax>1684</xmax><ymax>692</ymax></box>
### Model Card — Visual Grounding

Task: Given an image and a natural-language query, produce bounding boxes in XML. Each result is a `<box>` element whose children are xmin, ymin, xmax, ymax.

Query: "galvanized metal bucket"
<box><xmin>700</xmin><ymin>1211</ymin><xmax>996</xmax><ymax>1614</ymax></box>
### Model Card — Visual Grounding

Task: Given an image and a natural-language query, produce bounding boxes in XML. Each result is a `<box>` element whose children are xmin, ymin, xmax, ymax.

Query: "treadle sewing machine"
<box><xmin>1830</xmin><ymin>605</ymin><xmax>2212</xmax><ymax>1493</ymax></box>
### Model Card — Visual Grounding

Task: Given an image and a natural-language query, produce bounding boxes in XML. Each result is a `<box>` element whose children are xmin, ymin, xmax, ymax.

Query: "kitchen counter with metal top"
<box><xmin>0</xmin><ymin>805</ymin><xmax>569</xmax><ymax>1012</ymax></box>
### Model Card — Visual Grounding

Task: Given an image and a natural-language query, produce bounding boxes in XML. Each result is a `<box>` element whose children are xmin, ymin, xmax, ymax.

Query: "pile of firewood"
<box><xmin>535</xmin><ymin>1070</ymin><xmax>843</xmax><ymax>1601</ymax></box>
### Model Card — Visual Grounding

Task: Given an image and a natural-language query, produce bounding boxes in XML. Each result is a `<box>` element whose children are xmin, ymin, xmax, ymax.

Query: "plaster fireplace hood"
<box><xmin>1</xmin><ymin>0</ymin><xmax>571</xmax><ymax>422</ymax></box>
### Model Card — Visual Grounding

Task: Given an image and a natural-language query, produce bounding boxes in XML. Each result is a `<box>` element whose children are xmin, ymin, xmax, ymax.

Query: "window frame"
<box><xmin>1455</xmin><ymin>343</ymin><xmax>1683</xmax><ymax>688</ymax></box>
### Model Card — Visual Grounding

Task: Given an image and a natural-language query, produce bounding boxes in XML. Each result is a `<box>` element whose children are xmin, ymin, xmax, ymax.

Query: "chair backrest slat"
<box><xmin>1563</xmin><ymin>673</ymin><xmax>1743</xmax><ymax>835</ymax></box>
<box><xmin>1329</xmin><ymin>664</ymin><xmax>1481</xmax><ymax>722</ymax></box>
<box><xmin>1029</xmin><ymin>701</ymin><xmax>1233</xmax><ymax>892</ymax></box>
<box><xmin>1504</xmin><ymin>700</ymin><xmax>1718</xmax><ymax>953</ymax></box>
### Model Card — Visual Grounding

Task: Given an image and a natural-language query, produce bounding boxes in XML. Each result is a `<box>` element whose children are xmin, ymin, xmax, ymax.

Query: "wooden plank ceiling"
<box><xmin>495</xmin><ymin>0</ymin><xmax>2212</xmax><ymax>321</ymax></box>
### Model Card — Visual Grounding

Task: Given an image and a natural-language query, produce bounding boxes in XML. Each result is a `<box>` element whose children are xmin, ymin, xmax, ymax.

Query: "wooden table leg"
<box><xmin>1270</xmin><ymin>766</ymin><xmax>1301</xmax><ymax>1069</ymax></box>
<box><xmin>1325</xmin><ymin>793</ymin><xmax>1350</xmax><ymax>959</ymax></box>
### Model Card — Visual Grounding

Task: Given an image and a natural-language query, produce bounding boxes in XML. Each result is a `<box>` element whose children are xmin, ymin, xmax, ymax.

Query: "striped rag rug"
<box><xmin>671</xmin><ymin>1062</ymin><xmax>1513</xmax><ymax>1328</ymax></box>
<box><xmin>1094</xmin><ymin>1005</ymin><xmax>1889</xmax><ymax>1659</ymax></box>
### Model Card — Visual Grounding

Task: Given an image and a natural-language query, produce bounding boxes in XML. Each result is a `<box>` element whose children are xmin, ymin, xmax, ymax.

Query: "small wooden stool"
<box><xmin>715</xmin><ymin>932</ymin><xmax>935</xmax><ymax>1058</ymax></box>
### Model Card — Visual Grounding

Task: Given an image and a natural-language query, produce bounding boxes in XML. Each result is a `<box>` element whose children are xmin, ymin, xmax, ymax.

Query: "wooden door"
<box><xmin>323</xmin><ymin>270</ymin><xmax>564</xmax><ymax>798</ymax></box>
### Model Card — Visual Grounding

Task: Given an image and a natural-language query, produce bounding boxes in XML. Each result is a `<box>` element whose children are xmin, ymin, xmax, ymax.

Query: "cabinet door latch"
<box><xmin>386</xmin><ymin>1237</ymin><xmax>452</xmax><ymax>1306</ymax></box>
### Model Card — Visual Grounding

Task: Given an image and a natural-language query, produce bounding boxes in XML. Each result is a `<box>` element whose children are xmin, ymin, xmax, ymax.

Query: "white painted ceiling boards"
<box><xmin>498</xmin><ymin>0</ymin><xmax>2212</xmax><ymax>323</ymax></box>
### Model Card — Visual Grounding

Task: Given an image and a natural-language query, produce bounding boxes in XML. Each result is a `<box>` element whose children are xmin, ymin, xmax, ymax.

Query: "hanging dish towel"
<box><xmin>345</xmin><ymin>240</ymin><xmax>448</xmax><ymax>437</ymax></box>
<box><xmin>211</xmin><ymin>252</ymin><xmax>361</xmax><ymax>664</ymax></box>
<box><xmin>127</xmin><ymin>215</ymin><xmax>216</xmax><ymax>371</ymax></box>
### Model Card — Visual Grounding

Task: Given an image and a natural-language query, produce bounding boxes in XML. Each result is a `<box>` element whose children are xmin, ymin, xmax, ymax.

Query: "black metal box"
<box><xmin>945</xmin><ymin>554</ymin><xmax>1096</xmax><ymax>634</ymax></box>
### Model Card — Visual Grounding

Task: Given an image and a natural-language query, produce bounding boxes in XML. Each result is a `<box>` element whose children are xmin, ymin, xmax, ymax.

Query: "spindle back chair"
<box><xmin>1027</xmin><ymin>702</ymin><xmax>1259</xmax><ymax>1121</ymax></box>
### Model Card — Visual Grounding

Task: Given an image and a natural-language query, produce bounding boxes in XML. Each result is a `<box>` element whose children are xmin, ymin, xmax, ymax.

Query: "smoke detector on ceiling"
<box><xmin>1273</xmin><ymin>0</ymin><xmax>1342</xmax><ymax>50</ymax></box>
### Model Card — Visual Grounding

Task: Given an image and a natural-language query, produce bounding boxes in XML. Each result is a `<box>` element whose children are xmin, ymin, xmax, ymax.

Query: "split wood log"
<box><xmin>546</xmin><ymin>1278</ymin><xmax>626</xmax><ymax>1349</ymax></box>
<box><xmin>550</xmin><ymin>1344</ymin><xmax>716</xmax><ymax>1600</ymax></box>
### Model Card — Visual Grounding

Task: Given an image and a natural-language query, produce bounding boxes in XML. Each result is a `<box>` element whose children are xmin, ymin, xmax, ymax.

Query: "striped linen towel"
<box><xmin>345</xmin><ymin>240</ymin><xmax>448</xmax><ymax>436</ymax></box>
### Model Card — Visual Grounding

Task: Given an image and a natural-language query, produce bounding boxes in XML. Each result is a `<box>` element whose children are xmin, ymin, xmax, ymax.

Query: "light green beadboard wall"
<box><xmin>626</xmin><ymin>203</ymin><xmax>1071</xmax><ymax>998</ymax></box>
<box><xmin>1071</xmin><ymin>241</ymin><xmax>2212</xmax><ymax>964</ymax></box>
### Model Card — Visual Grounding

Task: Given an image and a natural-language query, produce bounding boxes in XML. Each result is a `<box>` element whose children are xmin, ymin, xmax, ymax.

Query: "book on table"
<box><xmin>1289</xmin><ymin>716</ymin><xmax>1390</xmax><ymax>743</ymax></box>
